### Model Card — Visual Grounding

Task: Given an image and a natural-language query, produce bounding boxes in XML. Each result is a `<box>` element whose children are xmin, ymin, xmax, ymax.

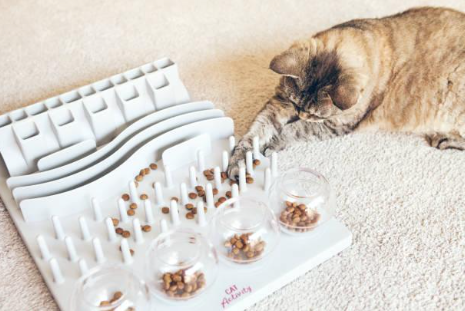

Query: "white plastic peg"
<box><xmin>78</xmin><ymin>259</ymin><xmax>88</xmax><ymax>277</ymax></box>
<box><xmin>52</xmin><ymin>215</ymin><xmax>65</xmax><ymax>241</ymax></box>
<box><xmin>197</xmin><ymin>201</ymin><xmax>207</xmax><ymax>227</ymax></box>
<box><xmin>105</xmin><ymin>217</ymin><xmax>117</xmax><ymax>243</ymax></box>
<box><xmin>239</xmin><ymin>166</ymin><xmax>247</xmax><ymax>193</ymax></box>
<box><xmin>154</xmin><ymin>182</ymin><xmax>164</xmax><ymax>205</ymax></box>
<box><xmin>37</xmin><ymin>235</ymin><xmax>51</xmax><ymax>260</ymax></box>
<box><xmin>229</xmin><ymin>136</ymin><xmax>236</xmax><ymax>153</ymax></box>
<box><xmin>197</xmin><ymin>150</ymin><xmax>205</xmax><ymax>172</ymax></box>
<box><xmin>129</xmin><ymin>181</ymin><xmax>139</xmax><ymax>204</ymax></box>
<box><xmin>231</xmin><ymin>183</ymin><xmax>239</xmax><ymax>198</ymax></box>
<box><xmin>133</xmin><ymin>218</ymin><xmax>144</xmax><ymax>244</ymax></box>
<box><xmin>180</xmin><ymin>183</ymin><xmax>189</xmax><ymax>205</ymax></box>
<box><xmin>206</xmin><ymin>183</ymin><xmax>214</xmax><ymax>209</ymax></box>
<box><xmin>264</xmin><ymin>167</ymin><xmax>272</xmax><ymax>192</ymax></box>
<box><xmin>120</xmin><ymin>238</ymin><xmax>133</xmax><ymax>265</ymax></box>
<box><xmin>92</xmin><ymin>198</ymin><xmax>103</xmax><ymax>222</ymax></box>
<box><xmin>49</xmin><ymin>258</ymin><xmax>64</xmax><ymax>284</ymax></box>
<box><xmin>92</xmin><ymin>238</ymin><xmax>105</xmax><ymax>264</ymax></box>
<box><xmin>144</xmin><ymin>200</ymin><xmax>154</xmax><ymax>224</ymax></box>
<box><xmin>65</xmin><ymin>236</ymin><xmax>78</xmax><ymax>262</ymax></box>
<box><xmin>160</xmin><ymin>219</ymin><xmax>168</xmax><ymax>233</ymax></box>
<box><xmin>189</xmin><ymin>166</ymin><xmax>197</xmax><ymax>188</ymax></box>
<box><xmin>214</xmin><ymin>166</ymin><xmax>222</xmax><ymax>191</ymax></box>
<box><xmin>246</xmin><ymin>151</ymin><xmax>254</xmax><ymax>176</ymax></box>
<box><xmin>79</xmin><ymin>216</ymin><xmax>91</xmax><ymax>241</ymax></box>
<box><xmin>222</xmin><ymin>151</ymin><xmax>229</xmax><ymax>172</ymax></box>
<box><xmin>170</xmin><ymin>200</ymin><xmax>180</xmax><ymax>226</ymax></box>
<box><xmin>271</xmin><ymin>152</ymin><xmax>278</xmax><ymax>177</ymax></box>
<box><xmin>253</xmin><ymin>136</ymin><xmax>260</xmax><ymax>159</ymax></box>
<box><xmin>164</xmin><ymin>165</ymin><xmax>174</xmax><ymax>188</ymax></box>
<box><xmin>118</xmin><ymin>199</ymin><xmax>129</xmax><ymax>223</ymax></box>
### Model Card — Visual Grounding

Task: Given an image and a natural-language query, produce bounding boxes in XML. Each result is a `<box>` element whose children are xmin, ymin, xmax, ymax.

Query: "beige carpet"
<box><xmin>1</xmin><ymin>0</ymin><xmax>465</xmax><ymax>310</ymax></box>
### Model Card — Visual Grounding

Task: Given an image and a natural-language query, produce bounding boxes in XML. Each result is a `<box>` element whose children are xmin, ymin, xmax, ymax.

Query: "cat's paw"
<box><xmin>227</xmin><ymin>152</ymin><xmax>246</xmax><ymax>180</ymax></box>
<box><xmin>427</xmin><ymin>133</ymin><xmax>452</xmax><ymax>150</ymax></box>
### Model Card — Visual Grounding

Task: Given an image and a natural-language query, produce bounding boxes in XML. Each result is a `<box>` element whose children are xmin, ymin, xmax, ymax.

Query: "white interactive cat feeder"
<box><xmin>0</xmin><ymin>58</ymin><xmax>352</xmax><ymax>311</ymax></box>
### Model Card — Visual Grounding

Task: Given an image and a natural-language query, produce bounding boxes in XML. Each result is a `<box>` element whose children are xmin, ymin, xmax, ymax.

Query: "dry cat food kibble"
<box><xmin>246</xmin><ymin>177</ymin><xmax>254</xmax><ymax>184</ymax></box>
<box><xmin>188</xmin><ymin>192</ymin><xmax>198</xmax><ymax>199</ymax></box>
<box><xmin>195</xmin><ymin>186</ymin><xmax>204</xmax><ymax>192</ymax></box>
<box><xmin>226</xmin><ymin>191</ymin><xmax>232</xmax><ymax>199</ymax></box>
<box><xmin>99</xmin><ymin>290</ymin><xmax>124</xmax><ymax>306</ymax></box>
<box><xmin>185</xmin><ymin>203</ymin><xmax>194</xmax><ymax>210</ymax></box>
<box><xmin>142</xmin><ymin>225</ymin><xmax>152</xmax><ymax>232</ymax></box>
<box><xmin>186</xmin><ymin>212</ymin><xmax>194</xmax><ymax>220</ymax></box>
<box><xmin>161</xmin><ymin>207</ymin><xmax>170</xmax><ymax>214</ymax></box>
<box><xmin>224</xmin><ymin>233</ymin><xmax>266</xmax><ymax>262</ymax></box>
<box><xmin>150</xmin><ymin>163</ymin><xmax>158</xmax><ymax>170</ymax></box>
<box><xmin>140</xmin><ymin>194</ymin><xmax>148</xmax><ymax>200</ymax></box>
<box><xmin>144</xmin><ymin>168</ymin><xmax>150</xmax><ymax>175</ymax></box>
<box><xmin>253</xmin><ymin>159</ymin><xmax>261</xmax><ymax>167</ymax></box>
<box><xmin>135</xmin><ymin>175</ymin><xmax>143</xmax><ymax>182</ymax></box>
<box><xmin>129</xmin><ymin>203</ymin><xmax>138</xmax><ymax>210</ymax></box>
<box><xmin>212</xmin><ymin>188</ymin><xmax>219</xmax><ymax>195</ymax></box>
<box><xmin>115</xmin><ymin>228</ymin><xmax>124</xmax><ymax>235</ymax></box>
<box><xmin>122</xmin><ymin>194</ymin><xmax>130</xmax><ymax>201</ymax></box>
<box><xmin>161</xmin><ymin>269</ymin><xmax>206</xmax><ymax>299</ymax></box>
<box><xmin>279</xmin><ymin>201</ymin><xmax>321</xmax><ymax>232</ymax></box>
<box><xmin>127</xmin><ymin>209</ymin><xmax>135</xmax><ymax>216</ymax></box>
<box><xmin>112</xmin><ymin>218</ymin><xmax>119</xmax><ymax>226</ymax></box>
<box><xmin>122</xmin><ymin>231</ymin><xmax>131</xmax><ymax>238</ymax></box>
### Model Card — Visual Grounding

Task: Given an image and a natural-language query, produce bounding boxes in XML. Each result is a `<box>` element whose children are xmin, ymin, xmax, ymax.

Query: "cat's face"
<box><xmin>270</xmin><ymin>41</ymin><xmax>362</xmax><ymax>122</ymax></box>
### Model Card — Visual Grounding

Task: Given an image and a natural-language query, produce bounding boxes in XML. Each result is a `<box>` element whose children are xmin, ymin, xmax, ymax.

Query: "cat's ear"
<box><xmin>329</xmin><ymin>84</ymin><xmax>361</xmax><ymax>110</ymax></box>
<box><xmin>269</xmin><ymin>50</ymin><xmax>302</xmax><ymax>79</ymax></box>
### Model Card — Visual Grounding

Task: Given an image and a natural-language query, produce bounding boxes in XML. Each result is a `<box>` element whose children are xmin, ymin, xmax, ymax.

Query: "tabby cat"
<box><xmin>228</xmin><ymin>7</ymin><xmax>465</xmax><ymax>178</ymax></box>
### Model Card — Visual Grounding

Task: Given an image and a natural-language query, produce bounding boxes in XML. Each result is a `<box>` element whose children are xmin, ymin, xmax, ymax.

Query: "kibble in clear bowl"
<box><xmin>210</xmin><ymin>196</ymin><xmax>280</xmax><ymax>264</ymax></box>
<box><xmin>70</xmin><ymin>264</ymin><xmax>151</xmax><ymax>311</ymax></box>
<box><xmin>145</xmin><ymin>228</ymin><xmax>218</xmax><ymax>302</ymax></box>
<box><xmin>269</xmin><ymin>168</ymin><xmax>335</xmax><ymax>236</ymax></box>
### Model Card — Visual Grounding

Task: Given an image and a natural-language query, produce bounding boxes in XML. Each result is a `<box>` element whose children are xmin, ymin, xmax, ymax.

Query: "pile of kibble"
<box><xmin>279</xmin><ymin>201</ymin><xmax>320</xmax><ymax>232</ymax></box>
<box><xmin>161</xmin><ymin>269</ymin><xmax>206</xmax><ymax>299</ymax></box>
<box><xmin>99</xmin><ymin>291</ymin><xmax>135</xmax><ymax>310</ymax></box>
<box><xmin>224</xmin><ymin>233</ymin><xmax>266</xmax><ymax>262</ymax></box>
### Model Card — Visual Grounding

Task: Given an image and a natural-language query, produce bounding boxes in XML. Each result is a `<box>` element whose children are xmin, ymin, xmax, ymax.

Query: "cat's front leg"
<box><xmin>228</xmin><ymin>99</ymin><xmax>296</xmax><ymax>179</ymax></box>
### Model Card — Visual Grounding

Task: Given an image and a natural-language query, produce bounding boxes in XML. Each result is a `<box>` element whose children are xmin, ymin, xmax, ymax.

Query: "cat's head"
<box><xmin>270</xmin><ymin>39</ymin><xmax>366</xmax><ymax>122</ymax></box>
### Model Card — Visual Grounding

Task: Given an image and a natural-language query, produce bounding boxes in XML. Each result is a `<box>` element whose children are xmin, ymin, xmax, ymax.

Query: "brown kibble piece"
<box><xmin>221</xmin><ymin>172</ymin><xmax>228</xmax><ymax>179</ymax></box>
<box><xmin>253</xmin><ymin>159</ymin><xmax>261</xmax><ymax>166</ymax></box>
<box><xmin>198</xmin><ymin>190</ymin><xmax>205</xmax><ymax>197</ymax></box>
<box><xmin>162</xmin><ymin>207</ymin><xmax>170</xmax><ymax>214</ymax></box>
<box><xmin>212</xmin><ymin>188</ymin><xmax>219</xmax><ymax>195</ymax></box>
<box><xmin>112</xmin><ymin>291</ymin><xmax>123</xmax><ymax>301</ymax></box>
<box><xmin>188</xmin><ymin>193</ymin><xmax>198</xmax><ymax>199</ymax></box>
<box><xmin>142</xmin><ymin>225</ymin><xmax>152</xmax><ymax>232</ymax></box>
<box><xmin>122</xmin><ymin>230</ymin><xmax>131</xmax><ymax>238</ymax></box>
<box><xmin>226</xmin><ymin>191</ymin><xmax>232</xmax><ymax>198</ymax></box>
<box><xmin>127</xmin><ymin>209</ymin><xmax>135</xmax><ymax>216</ymax></box>
<box><xmin>171</xmin><ymin>197</ymin><xmax>179</xmax><ymax>202</ymax></box>
<box><xmin>140</xmin><ymin>194</ymin><xmax>148</xmax><ymax>200</ymax></box>
<box><xmin>122</xmin><ymin>194</ymin><xmax>130</xmax><ymax>201</ymax></box>
<box><xmin>112</xmin><ymin>218</ymin><xmax>119</xmax><ymax>226</ymax></box>
<box><xmin>144</xmin><ymin>168</ymin><xmax>151</xmax><ymax>175</ymax></box>
<box><xmin>246</xmin><ymin>177</ymin><xmax>254</xmax><ymax>184</ymax></box>
<box><xmin>150</xmin><ymin>163</ymin><xmax>158</xmax><ymax>170</ymax></box>
<box><xmin>195</xmin><ymin>186</ymin><xmax>204</xmax><ymax>192</ymax></box>
<box><xmin>135</xmin><ymin>175</ymin><xmax>143</xmax><ymax>182</ymax></box>
<box><xmin>185</xmin><ymin>203</ymin><xmax>194</xmax><ymax>210</ymax></box>
<box><xmin>130</xmin><ymin>203</ymin><xmax>138</xmax><ymax>210</ymax></box>
<box><xmin>115</xmin><ymin>227</ymin><xmax>124</xmax><ymax>235</ymax></box>
<box><xmin>218</xmin><ymin>197</ymin><xmax>227</xmax><ymax>204</ymax></box>
<box><xmin>186</xmin><ymin>212</ymin><xmax>194</xmax><ymax>219</ymax></box>
<box><xmin>100</xmin><ymin>301</ymin><xmax>110</xmax><ymax>306</ymax></box>
<box><xmin>280</xmin><ymin>200</ymin><xmax>320</xmax><ymax>232</ymax></box>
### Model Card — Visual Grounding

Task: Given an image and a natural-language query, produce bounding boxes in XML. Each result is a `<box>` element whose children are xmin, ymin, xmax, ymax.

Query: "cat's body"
<box><xmin>228</xmin><ymin>7</ymin><xmax>465</xmax><ymax>177</ymax></box>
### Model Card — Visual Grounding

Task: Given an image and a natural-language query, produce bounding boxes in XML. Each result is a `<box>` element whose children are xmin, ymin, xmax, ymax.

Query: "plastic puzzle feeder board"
<box><xmin>0</xmin><ymin>58</ymin><xmax>352</xmax><ymax>311</ymax></box>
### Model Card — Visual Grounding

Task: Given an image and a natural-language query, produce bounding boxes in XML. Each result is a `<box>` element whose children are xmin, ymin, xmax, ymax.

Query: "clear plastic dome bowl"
<box><xmin>269</xmin><ymin>168</ymin><xmax>335</xmax><ymax>236</ymax></box>
<box><xmin>70</xmin><ymin>264</ymin><xmax>151</xmax><ymax>311</ymax></box>
<box><xmin>210</xmin><ymin>196</ymin><xmax>280</xmax><ymax>265</ymax></box>
<box><xmin>145</xmin><ymin>228</ymin><xmax>219</xmax><ymax>302</ymax></box>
